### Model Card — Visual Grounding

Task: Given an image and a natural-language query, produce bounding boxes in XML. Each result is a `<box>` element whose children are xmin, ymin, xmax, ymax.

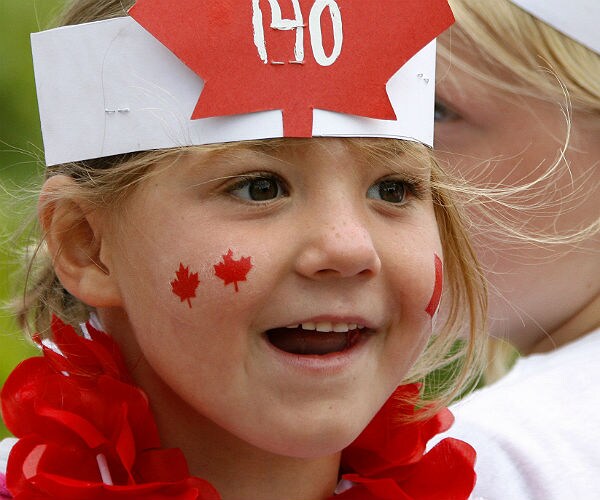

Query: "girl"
<box><xmin>1</xmin><ymin>0</ymin><xmax>485</xmax><ymax>498</ymax></box>
<box><xmin>433</xmin><ymin>0</ymin><xmax>600</xmax><ymax>497</ymax></box>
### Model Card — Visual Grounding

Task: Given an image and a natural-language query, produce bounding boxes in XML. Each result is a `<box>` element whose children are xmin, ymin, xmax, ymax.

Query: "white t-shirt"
<box><xmin>439</xmin><ymin>327</ymin><xmax>600</xmax><ymax>500</ymax></box>
<box><xmin>0</xmin><ymin>438</ymin><xmax>16</xmax><ymax>477</ymax></box>
<box><xmin>0</xmin><ymin>437</ymin><xmax>16</xmax><ymax>497</ymax></box>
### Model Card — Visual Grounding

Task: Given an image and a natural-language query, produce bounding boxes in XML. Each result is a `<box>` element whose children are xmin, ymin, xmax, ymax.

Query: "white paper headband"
<box><xmin>509</xmin><ymin>0</ymin><xmax>600</xmax><ymax>54</ymax></box>
<box><xmin>32</xmin><ymin>1</ymin><xmax>452</xmax><ymax>167</ymax></box>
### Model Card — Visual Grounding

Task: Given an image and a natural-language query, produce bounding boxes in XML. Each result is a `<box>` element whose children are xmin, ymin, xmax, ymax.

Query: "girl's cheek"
<box><xmin>425</xmin><ymin>253</ymin><xmax>443</xmax><ymax>318</ymax></box>
<box><xmin>169</xmin><ymin>248</ymin><xmax>255</xmax><ymax>309</ymax></box>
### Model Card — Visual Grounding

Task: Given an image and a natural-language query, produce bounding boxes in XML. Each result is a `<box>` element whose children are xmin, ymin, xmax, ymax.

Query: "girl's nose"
<box><xmin>294</xmin><ymin>213</ymin><xmax>382</xmax><ymax>280</ymax></box>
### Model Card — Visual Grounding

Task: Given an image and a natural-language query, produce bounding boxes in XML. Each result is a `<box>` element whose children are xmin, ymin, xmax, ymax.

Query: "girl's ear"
<box><xmin>39</xmin><ymin>175</ymin><xmax>123</xmax><ymax>307</ymax></box>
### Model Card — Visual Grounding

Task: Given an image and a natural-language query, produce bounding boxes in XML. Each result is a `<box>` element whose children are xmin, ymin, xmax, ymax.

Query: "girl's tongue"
<box><xmin>266</xmin><ymin>328</ymin><xmax>362</xmax><ymax>355</ymax></box>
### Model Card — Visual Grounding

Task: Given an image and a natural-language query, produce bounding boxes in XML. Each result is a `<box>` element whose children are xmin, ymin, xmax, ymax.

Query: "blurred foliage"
<box><xmin>0</xmin><ymin>0</ymin><xmax>67</xmax><ymax>439</ymax></box>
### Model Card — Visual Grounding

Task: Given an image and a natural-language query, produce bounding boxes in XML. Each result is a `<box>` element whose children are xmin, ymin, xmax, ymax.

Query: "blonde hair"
<box><xmin>14</xmin><ymin>0</ymin><xmax>488</xmax><ymax>415</ymax></box>
<box><xmin>444</xmin><ymin>0</ymin><xmax>600</xmax><ymax>113</ymax></box>
<box><xmin>440</xmin><ymin>0</ymin><xmax>600</xmax><ymax>377</ymax></box>
<box><xmin>438</xmin><ymin>0</ymin><xmax>600</xmax><ymax>249</ymax></box>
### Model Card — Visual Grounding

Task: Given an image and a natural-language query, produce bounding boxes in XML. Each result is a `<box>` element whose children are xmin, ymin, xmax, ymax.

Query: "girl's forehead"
<box><xmin>179</xmin><ymin>138</ymin><xmax>432</xmax><ymax>173</ymax></box>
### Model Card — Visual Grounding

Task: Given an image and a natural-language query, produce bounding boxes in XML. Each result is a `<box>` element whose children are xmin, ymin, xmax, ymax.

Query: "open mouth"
<box><xmin>266</xmin><ymin>322</ymin><xmax>369</xmax><ymax>355</ymax></box>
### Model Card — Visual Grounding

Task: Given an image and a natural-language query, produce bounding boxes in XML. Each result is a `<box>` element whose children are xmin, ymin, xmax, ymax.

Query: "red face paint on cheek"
<box><xmin>214</xmin><ymin>249</ymin><xmax>253</xmax><ymax>292</ymax></box>
<box><xmin>171</xmin><ymin>263</ymin><xmax>201</xmax><ymax>308</ymax></box>
<box><xmin>425</xmin><ymin>254</ymin><xmax>443</xmax><ymax>317</ymax></box>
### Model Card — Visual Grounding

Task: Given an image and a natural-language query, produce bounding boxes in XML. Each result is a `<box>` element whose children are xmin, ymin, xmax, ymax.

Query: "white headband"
<box><xmin>31</xmin><ymin>1</ymin><xmax>454</xmax><ymax>166</ymax></box>
<box><xmin>509</xmin><ymin>0</ymin><xmax>600</xmax><ymax>54</ymax></box>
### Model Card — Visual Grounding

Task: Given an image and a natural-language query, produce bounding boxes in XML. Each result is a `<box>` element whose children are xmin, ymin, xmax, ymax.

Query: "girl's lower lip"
<box><xmin>261</xmin><ymin>330</ymin><xmax>373</xmax><ymax>374</ymax></box>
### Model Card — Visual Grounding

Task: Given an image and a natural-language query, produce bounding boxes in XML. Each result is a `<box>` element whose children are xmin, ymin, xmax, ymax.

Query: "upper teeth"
<box><xmin>285</xmin><ymin>322</ymin><xmax>365</xmax><ymax>332</ymax></box>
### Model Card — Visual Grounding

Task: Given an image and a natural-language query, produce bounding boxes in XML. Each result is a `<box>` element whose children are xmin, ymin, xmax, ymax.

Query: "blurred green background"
<box><xmin>0</xmin><ymin>0</ymin><xmax>67</xmax><ymax>439</ymax></box>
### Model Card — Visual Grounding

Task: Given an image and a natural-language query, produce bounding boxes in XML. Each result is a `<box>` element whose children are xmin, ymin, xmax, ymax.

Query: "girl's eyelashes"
<box><xmin>224</xmin><ymin>172</ymin><xmax>425</xmax><ymax>207</ymax></box>
<box><xmin>367</xmin><ymin>179</ymin><xmax>407</xmax><ymax>204</ymax></box>
<box><xmin>434</xmin><ymin>99</ymin><xmax>461</xmax><ymax>123</ymax></box>
<box><xmin>367</xmin><ymin>173</ymin><xmax>429</xmax><ymax>206</ymax></box>
<box><xmin>367</xmin><ymin>176</ymin><xmax>427</xmax><ymax>205</ymax></box>
<box><xmin>227</xmin><ymin>173</ymin><xmax>289</xmax><ymax>203</ymax></box>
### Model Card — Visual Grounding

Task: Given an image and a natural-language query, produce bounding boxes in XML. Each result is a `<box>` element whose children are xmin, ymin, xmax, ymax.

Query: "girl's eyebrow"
<box><xmin>182</xmin><ymin>139</ymin><xmax>432</xmax><ymax>184</ymax></box>
<box><xmin>185</xmin><ymin>142</ymin><xmax>289</xmax><ymax>167</ymax></box>
<box><xmin>178</xmin><ymin>144</ymin><xmax>290</xmax><ymax>189</ymax></box>
<box><xmin>355</xmin><ymin>147</ymin><xmax>431</xmax><ymax>180</ymax></box>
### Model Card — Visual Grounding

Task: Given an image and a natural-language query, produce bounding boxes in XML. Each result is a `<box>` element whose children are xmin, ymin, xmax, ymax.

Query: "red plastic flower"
<box><xmin>1</xmin><ymin>317</ymin><xmax>475</xmax><ymax>500</ymax></box>
<box><xmin>332</xmin><ymin>385</ymin><xmax>476</xmax><ymax>499</ymax></box>
<box><xmin>0</xmin><ymin>317</ymin><xmax>220</xmax><ymax>500</ymax></box>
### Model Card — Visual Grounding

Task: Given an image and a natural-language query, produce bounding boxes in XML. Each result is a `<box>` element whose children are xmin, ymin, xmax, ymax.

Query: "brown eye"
<box><xmin>248</xmin><ymin>178</ymin><xmax>279</xmax><ymax>201</ymax></box>
<box><xmin>230</xmin><ymin>175</ymin><xmax>287</xmax><ymax>202</ymax></box>
<box><xmin>368</xmin><ymin>180</ymin><xmax>406</xmax><ymax>204</ymax></box>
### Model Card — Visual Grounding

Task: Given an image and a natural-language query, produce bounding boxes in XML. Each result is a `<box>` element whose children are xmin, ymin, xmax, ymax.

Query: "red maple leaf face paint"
<box><xmin>425</xmin><ymin>254</ymin><xmax>443</xmax><ymax>317</ymax></box>
<box><xmin>171</xmin><ymin>263</ymin><xmax>200</xmax><ymax>308</ymax></box>
<box><xmin>214</xmin><ymin>249</ymin><xmax>253</xmax><ymax>292</ymax></box>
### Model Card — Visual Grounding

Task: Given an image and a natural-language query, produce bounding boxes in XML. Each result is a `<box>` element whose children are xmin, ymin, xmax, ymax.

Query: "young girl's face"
<box><xmin>98</xmin><ymin>139</ymin><xmax>442</xmax><ymax>458</ymax></box>
<box><xmin>434</xmin><ymin>45</ymin><xmax>600</xmax><ymax>352</ymax></box>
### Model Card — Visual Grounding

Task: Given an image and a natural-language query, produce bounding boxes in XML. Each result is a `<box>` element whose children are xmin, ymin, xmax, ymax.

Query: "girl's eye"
<box><xmin>367</xmin><ymin>180</ymin><xmax>407</xmax><ymax>204</ymax></box>
<box><xmin>229</xmin><ymin>175</ymin><xmax>288</xmax><ymax>202</ymax></box>
<box><xmin>434</xmin><ymin>100</ymin><xmax>460</xmax><ymax>123</ymax></box>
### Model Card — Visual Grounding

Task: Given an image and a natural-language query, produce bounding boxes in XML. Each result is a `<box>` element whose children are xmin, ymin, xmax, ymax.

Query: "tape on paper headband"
<box><xmin>31</xmin><ymin>0</ymin><xmax>454</xmax><ymax>166</ymax></box>
<box><xmin>509</xmin><ymin>0</ymin><xmax>600</xmax><ymax>53</ymax></box>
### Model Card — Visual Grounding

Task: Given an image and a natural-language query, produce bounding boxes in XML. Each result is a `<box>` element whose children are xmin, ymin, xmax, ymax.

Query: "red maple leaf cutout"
<box><xmin>129</xmin><ymin>0</ymin><xmax>454</xmax><ymax>137</ymax></box>
<box><xmin>213</xmin><ymin>249</ymin><xmax>253</xmax><ymax>292</ymax></box>
<box><xmin>171</xmin><ymin>263</ymin><xmax>200</xmax><ymax>308</ymax></box>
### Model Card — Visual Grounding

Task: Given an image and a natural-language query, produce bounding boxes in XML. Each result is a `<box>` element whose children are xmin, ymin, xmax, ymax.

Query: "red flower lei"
<box><xmin>0</xmin><ymin>317</ymin><xmax>476</xmax><ymax>499</ymax></box>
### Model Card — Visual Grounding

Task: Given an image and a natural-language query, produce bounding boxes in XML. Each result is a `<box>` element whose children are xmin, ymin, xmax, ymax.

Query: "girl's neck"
<box><xmin>136</xmin><ymin>357</ymin><xmax>341</xmax><ymax>500</ymax></box>
<box><xmin>528</xmin><ymin>293</ymin><xmax>600</xmax><ymax>355</ymax></box>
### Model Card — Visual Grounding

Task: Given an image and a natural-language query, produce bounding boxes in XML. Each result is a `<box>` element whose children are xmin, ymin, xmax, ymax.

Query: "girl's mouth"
<box><xmin>266</xmin><ymin>322</ymin><xmax>368</xmax><ymax>355</ymax></box>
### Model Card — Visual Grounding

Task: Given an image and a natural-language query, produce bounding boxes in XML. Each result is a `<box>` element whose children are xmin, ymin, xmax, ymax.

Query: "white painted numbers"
<box><xmin>252</xmin><ymin>0</ymin><xmax>343</xmax><ymax>66</ymax></box>
<box><xmin>309</xmin><ymin>0</ymin><xmax>343</xmax><ymax>66</ymax></box>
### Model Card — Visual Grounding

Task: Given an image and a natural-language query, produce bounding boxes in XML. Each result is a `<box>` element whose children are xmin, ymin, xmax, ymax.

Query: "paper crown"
<box><xmin>31</xmin><ymin>0</ymin><xmax>454</xmax><ymax>166</ymax></box>
<box><xmin>509</xmin><ymin>0</ymin><xmax>599</xmax><ymax>54</ymax></box>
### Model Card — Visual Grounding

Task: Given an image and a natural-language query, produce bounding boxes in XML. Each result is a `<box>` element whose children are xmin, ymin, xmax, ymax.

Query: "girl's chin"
<box><xmin>253</xmin><ymin>436</ymin><xmax>353</xmax><ymax>461</ymax></box>
<box><xmin>234</xmin><ymin>415</ymin><xmax>369</xmax><ymax>460</ymax></box>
